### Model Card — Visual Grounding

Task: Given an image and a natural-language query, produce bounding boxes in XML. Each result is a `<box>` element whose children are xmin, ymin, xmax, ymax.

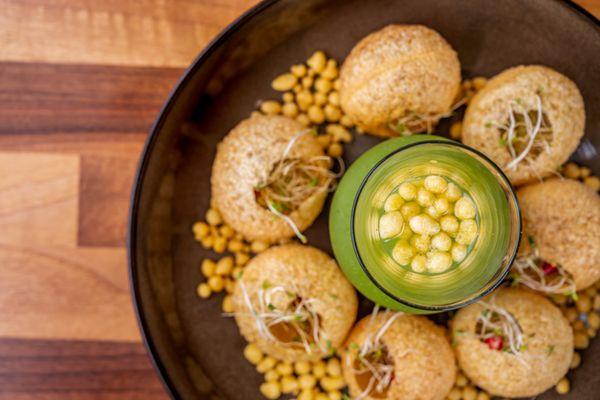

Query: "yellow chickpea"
<box><xmin>398</xmin><ymin>182</ymin><xmax>417</xmax><ymax>200</ymax></box>
<box><xmin>257</xmin><ymin>356</ymin><xmax>277</xmax><ymax>373</ymax></box>
<box><xmin>432</xmin><ymin>232</ymin><xmax>452</xmax><ymax>252</ymax></box>
<box><xmin>326</xmin><ymin>358</ymin><xmax>342</xmax><ymax>377</ymax></box>
<box><xmin>243</xmin><ymin>343</ymin><xmax>263</xmax><ymax>364</ymax></box>
<box><xmin>401</xmin><ymin>202</ymin><xmax>421</xmax><ymax>219</ymax></box>
<box><xmin>260</xmin><ymin>381</ymin><xmax>282</xmax><ymax>399</ymax></box>
<box><xmin>327</xmin><ymin>143</ymin><xmax>343</xmax><ymax>158</ymax></box>
<box><xmin>410</xmin><ymin>234</ymin><xmax>430</xmax><ymax>253</ymax></box>
<box><xmin>208</xmin><ymin>275</ymin><xmax>224</xmax><ymax>292</ymax></box>
<box><xmin>192</xmin><ymin>221</ymin><xmax>210</xmax><ymax>238</ymax></box>
<box><xmin>307</xmin><ymin>51</ymin><xmax>327</xmax><ymax>72</ymax></box>
<box><xmin>384</xmin><ymin>193</ymin><xmax>405</xmax><ymax>212</ymax></box>
<box><xmin>417</xmin><ymin>188</ymin><xmax>435</xmax><ymax>207</ymax></box>
<box><xmin>312</xmin><ymin>361</ymin><xmax>326</xmax><ymax>378</ymax></box>
<box><xmin>392</xmin><ymin>240</ymin><xmax>414</xmax><ymax>265</ymax></box>
<box><xmin>276</xmin><ymin>362</ymin><xmax>294</xmax><ymax>376</ymax></box>
<box><xmin>555</xmin><ymin>378</ymin><xmax>570</xmax><ymax>394</ymax></box>
<box><xmin>308</xmin><ymin>105</ymin><xmax>326</xmax><ymax>124</ymax></box>
<box><xmin>294</xmin><ymin>361</ymin><xmax>311</xmax><ymax>375</ymax></box>
<box><xmin>379</xmin><ymin>211</ymin><xmax>404</xmax><ymax>239</ymax></box>
<box><xmin>196</xmin><ymin>283</ymin><xmax>211</xmax><ymax>298</ymax></box>
<box><xmin>282</xmin><ymin>102</ymin><xmax>299</xmax><ymax>118</ymax></box>
<box><xmin>424</xmin><ymin>175</ymin><xmax>448</xmax><ymax>194</ymax></box>
<box><xmin>427</xmin><ymin>252</ymin><xmax>453</xmax><ymax>273</ymax></box>
<box><xmin>206</xmin><ymin>208</ymin><xmax>222</xmax><ymax>226</ymax></box>
<box><xmin>298</xmin><ymin>374</ymin><xmax>317</xmax><ymax>390</ymax></box>
<box><xmin>272</xmin><ymin>73</ymin><xmax>297</xmax><ymax>92</ymax></box>
<box><xmin>440</xmin><ymin>215</ymin><xmax>459</xmax><ymax>233</ymax></box>
<box><xmin>455</xmin><ymin>197</ymin><xmax>476</xmax><ymax>219</ymax></box>
<box><xmin>281</xmin><ymin>375</ymin><xmax>299</xmax><ymax>394</ymax></box>
<box><xmin>411</xmin><ymin>255</ymin><xmax>427</xmax><ymax>273</ymax></box>
<box><xmin>216</xmin><ymin>256</ymin><xmax>234</xmax><ymax>275</ymax></box>
<box><xmin>409</xmin><ymin>214</ymin><xmax>440</xmax><ymax>236</ymax></box>
<box><xmin>201</xmin><ymin>259</ymin><xmax>216</xmax><ymax>277</ymax></box>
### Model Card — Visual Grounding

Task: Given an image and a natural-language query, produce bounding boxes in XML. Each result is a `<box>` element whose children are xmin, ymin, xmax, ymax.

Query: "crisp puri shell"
<box><xmin>517</xmin><ymin>179</ymin><xmax>600</xmax><ymax>289</ymax></box>
<box><xmin>462</xmin><ymin>65</ymin><xmax>585</xmax><ymax>186</ymax></box>
<box><xmin>342</xmin><ymin>313</ymin><xmax>456</xmax><ymax>400</ymax></box>
<box><xmin>339</xmin><ymin>24</ymin><xmax>461</xmax><ymax>137</ymax></box>
<box><xmin>211</xmin><ymin>114</ymin><xmax>327</xmax><ymax>243</ymax></box>
<box><xmin>231</xmin><ymin>244</ymin><xmax>358</xmax><ymax>362</ymax></box>
<box><xmin>452</xmin><ymin>288</ymin><xmax>573</xmax><ymax>398</ymax></box>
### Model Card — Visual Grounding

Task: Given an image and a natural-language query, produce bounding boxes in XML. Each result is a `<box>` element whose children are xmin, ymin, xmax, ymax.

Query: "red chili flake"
<box><xmin>541</xmin><ymin>262</ymin><xmax>558</xmax><ymax>275</ymax></box>
<box><xmin>484</xmin><ymin>336</ymin><xmax>503</xmax><ymax>351</ymax></box>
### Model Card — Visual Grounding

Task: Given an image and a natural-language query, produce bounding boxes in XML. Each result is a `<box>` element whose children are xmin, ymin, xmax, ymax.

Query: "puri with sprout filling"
<box><xmin>341</xmin><ymin>309</ymin><xmax>455</xmax><ymax>400</ymax></box>
<box><xmin>451</xmin><ymin>288</ymin><xmax>573</xmax><ymax>398</ymax></box>
<box><xmin>211</xmin><ymin>114</ymin><xmax>341</xmax><ymax>244</ymax></box>
<box><xmin>514</xmin><ymin>178</ymin><xmax>600</xmax><ymax>291</ymax></box>
<box><xmin>330</xmin><ymin>135</ymin><xmax>521</xmax><ymax>312</ymax></box>
<box><xmin>462</xmin><ymin>65</ymin><xmax>585</xmax><ymax>185</ymax></box>
<box><xmin>339</xmin><ymin>24</ymin><xmax>461</xmax><ymax>137</ymax></box>
<box><xmin>231</xmin><ymin>244</ymin><xmax>358</xmax><ymax>362</ymax></box>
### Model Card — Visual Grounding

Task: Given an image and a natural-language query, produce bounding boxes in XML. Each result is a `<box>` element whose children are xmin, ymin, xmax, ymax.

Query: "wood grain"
<box><xmin>0</xmin><ymin>338</ymin><xmax>167</xmax><ymax>400</ymax></box>
<box><xmin>0</xmin><ymin>0</ymin><xmax>260</xmax><ymax>67</ymax></box>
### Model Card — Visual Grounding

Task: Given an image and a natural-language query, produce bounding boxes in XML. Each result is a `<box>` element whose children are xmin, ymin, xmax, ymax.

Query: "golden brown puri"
<box><xmin>452</xmin><ymin>288</ymin><xmax>573</xmax><ymax>398</ymax></box>
<box><xmin>517</xmin><ymin>179</ymin><xmax>600</xmax><ymax>290</ymax></box>
<box><xmin>462</xmin><ymin>65</ymin><xmax>585</xmax><ymax>186</ymax></box>
<box><xmin>339</xmin><ymin>24</ymin><xmax>461</xmax><ymax>137</ymax></box>
<box><xmin>342</xmin><ymin>313</ymin><xmax>455</xmax><ymax>400</ymax></box>
<box><xmin>231</xmin><ymin>244</ymin><xmax>358</xmax><ymax>362</ymax></box>
<box><xmin>211</xmin><ymin>114</ymin><xmax>326</xmax><ymax>244</ymax></box>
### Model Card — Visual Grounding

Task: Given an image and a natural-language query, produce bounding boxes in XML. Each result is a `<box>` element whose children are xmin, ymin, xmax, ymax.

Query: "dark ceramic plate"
<box><xmin>128</xmin><ymin>0</ymin><xmax>600</xmax><ymax>398</ymax></box>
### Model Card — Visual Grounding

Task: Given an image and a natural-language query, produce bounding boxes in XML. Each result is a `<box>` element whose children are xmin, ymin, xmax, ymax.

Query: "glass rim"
<box><xmin>350</xmin><ymin>139</ymin><xmax>522</xmax><ymax>312</ymax></box>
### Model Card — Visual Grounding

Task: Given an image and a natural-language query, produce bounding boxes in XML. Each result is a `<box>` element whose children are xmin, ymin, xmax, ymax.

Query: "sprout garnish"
<box><xmin>390</xmin><ymin>97</ymin><xmax>467</xmax><ymax>136</ymax></box>
<box><xmin>232</xmin><ymin>279</ymin><xmax>327</xmax><ymax>354</ymax></box>
<box><xmin>347</xmin><ymin>306</ymin><xmax>406</xmax><ymax>399</ymax></box>
<box><xmin>511</xmin><ymin>235</ymin><xmax>576</xmax><ymax>296</ymax></box>
<box><xmin>488</xmin><ymin>94</ymin><xmax>552</xmax><ymax>173</ymax></box>
<box><xmin>255</xmin><ymin>130</ymin><xmax>345</xmax><ymax>243</ymax></box>
<box><xmin>475</xmin><ymin>299</ymin><xmax>528</xmax><ymax>367</ymax></box>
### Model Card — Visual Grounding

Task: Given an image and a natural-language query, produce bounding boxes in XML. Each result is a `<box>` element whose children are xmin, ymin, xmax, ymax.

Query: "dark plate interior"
<box><xmin>128</xmin><ymin>0</ymin><xmax>600</xmax><ymax>398</ymax></box>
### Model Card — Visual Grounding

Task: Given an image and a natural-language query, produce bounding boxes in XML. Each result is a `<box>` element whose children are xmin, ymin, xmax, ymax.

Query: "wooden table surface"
<box><xmin>0</xmin><ymin>1</ymin><xmax>598</xmax><ymax>399</ymax></box>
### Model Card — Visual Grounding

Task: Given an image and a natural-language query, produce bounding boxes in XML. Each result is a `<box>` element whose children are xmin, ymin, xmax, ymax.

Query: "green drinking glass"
<box><xmin>329</xmin><ymin>135</ymin><xmax>521</xmax><ymax>313</ymax></box>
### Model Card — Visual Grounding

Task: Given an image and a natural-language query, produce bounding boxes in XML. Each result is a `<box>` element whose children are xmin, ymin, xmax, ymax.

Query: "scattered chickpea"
<box><xmin>215</xmin><ymin>256</ymin><xmax>234</xmax><ymax>275</ymax></box>
<box><xmin>314</xmin><ymin>92</ymin><xmax>328</xmax><ymax>106</ymax></box>
<box><xmin>276</xmin><ymin>362</ymin><xmax>294</xmax><ymax>376</ymax></box>
<box><xmin>281</xmin><ymin>375</ymin><xmax>300</xmax><ymax>394</ymax></box>
<box><xmin>319</xmin><ymin>376</ymin><xmax>345</xmax><ymax>391</ymax></box>
<box><xmin>294</xmin><ymin>361</ymin><xmax>311</xmax><ymax>375</ymax></box>
<box><xmin>297</xmin><ymin>90</ymin><xmax>314</xmax><ymax>111</ymax></box>
<box><xmin>570</xmin><ymin>352</ymin><xmax>581</xmax><ymax>369</ymax></box>
<box><xmin>219</xmin><ymin>224</ymin><xmax>235</xmax><ymax>238</ymax></box>
<box><xmin>235</xmin><ymin>252</ymin><xmax>250</xmax><ymax>266</ymax></box>
<box><xmin>326</xmin><ymin>358</ymin><xmax>342</xmax><ymax>377</ymax></box>
<box><xmin>327</xmin><ymin>143</ymin><xmax>344</xmax><ymax>158</ymax></box>
<box><xmin>298</xmin><ymin>389</ymin><xmax>315</xmax><ymax>400</ymax></box>
<box><xmin>264</xmin><ymin>369</ymin><xmax>279</xmax><ymax>382</ymax></box>
<box><xmin>228</xmin><ymin>239</ymin><xmax>244</xmax><ymax>253</ymax></box>
<box><xmin>576</xmin><ymin>294</ymin><xmax>592</xmax><ymax>313</ymax></box>
<box><xmin>196</xmin><ymin>283</ymin><xmax>211</xmax><ymax>298</ymax></box>
<box><xmin>298</xmin><ymin>374</ymin><xmax>317</xmax><ymax>390</ymax></box>
<box><xmin>450</xmin><ymin>121</ymin><xmax>462</xmax><ymax>140</ymax></box>
<box><xmin>283</xmin><ymin>92</ymin><xmax>294</xmax><ymax>103</ymax></box>
<box><xmin>447</xmin><ymin>387</ymin><xmax>461</xmax><ymax>400</ymax></box>
<box><xmin>324</xmin><ymin>104</ymin><xmax>342</xmax><ymax>122</ymax></box>
<box><xmin>580</xmin><ymin>166</ymin><xmax>591</xmax><ymax>178</ymax></box>
<box><xmin>291</xmin><ymin>64</ymin><xmax>307</xmax><ymax>77</ymax></box>
<box><xmin>455</xmin><ymin>373</ymin><xmax>468</xmax><ymax>387</ymax></box>
<box><xmin>476</xmin><ymin>392</ymin><xmax>490</xmax><ymax>400</ymax></box>
<box><xmin>584</xmin><ymin>176</ymin><xmax>600</xmax><ymax>191</ymax></box>
<box><xmin>213</xmin><ymin>236</ymin><xmax>227</xmax><ymax>253</ymax></box>
<box><xmin>206</xmin><ymin>208</ymin><xmax>222</xmax><ymax>226</ymax></box>
<box><xmin>243</xmin><ymin>343</ymin><xmax>263</xmax><ymax>365</ymax></box>
<box><xmin>307</xmin><ymin>51</ymin><xmax>327</xmax><ymax>72</ymax></box>
<box><xmin>555</xmin><ymin>377</ymin><xmax>570</xmax><ymax>394</ymax></box>
<box><xmin>328</xmin><ymin>390</ymin><xmax>342</xmax><ymax>400</ymax></box>
<box><xmin>574</xmin><ymin>332</ymin><xmax>590</xmax><ymax>349</ymax></box>
<box><xmin>462</xmin><ymin>385</ymin><xmax>478</xmax><ymax>400</ymax></box>
<box><xmin>192</xmin><ymin>221</ymin><xmax>210</xmax><ymax>238</ymax></box>
<box><xmin>282</xmin><ymin>102</ymin><xmax>300</xmax><ymax>118</ymax></box>
<box><xmin>222</xmin><ymin>295</ymin><xmax>234</xmax><ymax>312</ymax></box>
<box><xmin>315</xmin><ymin>78</ymin><xmax>332</xmax><ymax>93</ymax></box>
<box><xmin>201</xmin><ymin>259</ymin><xmax>216</xmax><ymax>277</ymax></box>
<box><xmin>260</xmin><ymin>381</ymin><xmax>282</xmax><ymax>399</ymax></box>
<box><xmin>251</xmin><ymin>240</ymin><xmax>269</xmax><ymax>253</ymax></box>
<box><xmin>200</xmin><ymin>236</ymin><xmax>214</xmax><ymax>249</ymax></box>
<box><xmin>312</xmin><ymin>361</ymin><xmax>326</xmax><ymax>378</ymax></box>
<box><xmin>472</xmin><ymin>77</ymin><xmax>488</xmax><ymax>90</ymax></box>
<box><xmin>339</xmin><ymin>115</ymin><xmax>353</xmax><ymax>127</ymax></box>
<box><xmin>333</xmin><ymin>79</ymin><xmax>341</xmax><ymax>91</ymax></box>
<box><xmin>588</xmin><ymin>311</ymin><xmax>600</xmax><ymax>329</ymax></box>
<box><xmin>225</xmin><ymin>278</ymin><xmax>236</xmax><ymax>294</ymax></box>
<box><xmin>562</xmin><ymin>162</ymin><xmax>581</xmax><ymax>179</ymax></box>
<box><xmin>297</xmin><ymin>113</ymin><xmax>311</xmax><ymax>126</ymax></box>
<box><xmin>308</xmin><ymin>105</ymin><xmax>326</xmax><ymax>124</ymax></box>
<box><xmin>272</xmin><ymin>73</ymin><xmax>298</xmax><ymax>92</ymax></box>
<box><xmin>208</xmin><ymin>275</ymin><xmax>225</xmax><ymax>292</ymax></box>
<box><xmin>565</xmin><ymin>307</ymin><xmax>578</xmax><ymax>323</ymax></box>
<box><xmin>257</xmin><ymin>356</ymin><xmax>277</xmax><ymax>373</ymax></box>
<box><xmin>315</xmin><ymin>392</ymin><xmax>329</xmax><ymax>400</ymax></box>
<box><xmin>302</xmin><ymin>76</ymin><xmax>315</xmax><ymax>89</ymax></box>
<box><xmin>260</xmin><ymin>100</ymin><xmax>282</xmax><ymax>115</ymax></box>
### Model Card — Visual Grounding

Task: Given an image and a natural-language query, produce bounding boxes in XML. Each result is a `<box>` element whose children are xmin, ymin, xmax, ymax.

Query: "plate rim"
<box><xmin>126</xmin><ymin>0</ymin><xmax>600</xmax><ymax>399</ymax></box>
